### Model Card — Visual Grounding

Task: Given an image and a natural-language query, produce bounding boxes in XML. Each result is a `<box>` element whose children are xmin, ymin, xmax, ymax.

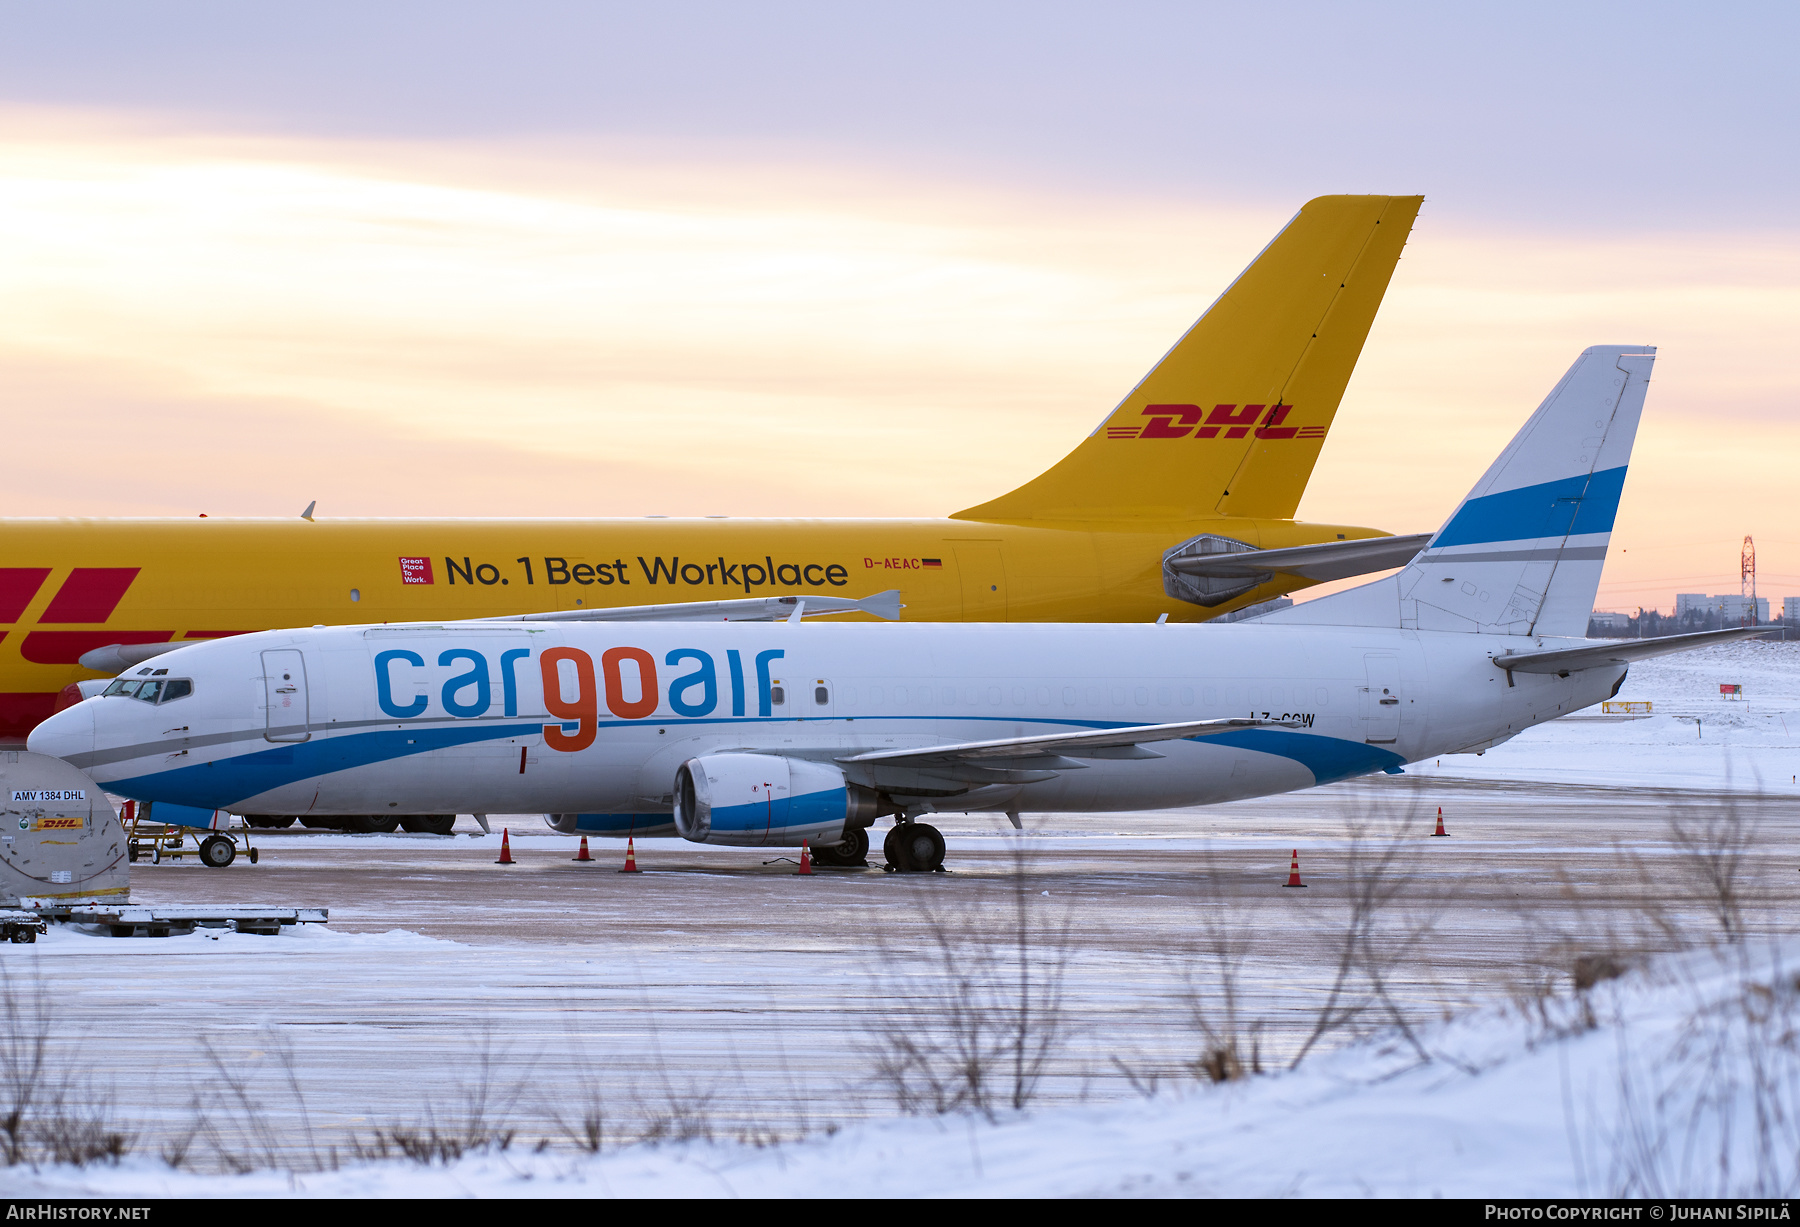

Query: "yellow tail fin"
<box><xmin>953</xmin><ymin>194</ymin><xmax>1422</xmax><ymax>524</ymax></box>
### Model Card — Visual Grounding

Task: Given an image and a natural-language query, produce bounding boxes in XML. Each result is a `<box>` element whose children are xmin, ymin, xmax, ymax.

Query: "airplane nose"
<box><xmin>27</xmin><ymin>700</ymin><xmax>96</xmax><ymax>763</ymax></box>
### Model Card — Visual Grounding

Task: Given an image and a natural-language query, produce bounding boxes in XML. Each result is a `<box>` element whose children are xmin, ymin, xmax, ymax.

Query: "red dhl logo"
<box><xmin>0</xmin><ymin>568</ymin><xmax>238</xmax><ymax>666</ymax></box>
<box><xmin>1105</xmin><ymin>403</ymin><xmax>1326</xmax><ymax>441</ymax></box>
<box><xmin>32</xmin><ymin>817</ymin><xmax>83</xmax><ymax>830</ymax></box>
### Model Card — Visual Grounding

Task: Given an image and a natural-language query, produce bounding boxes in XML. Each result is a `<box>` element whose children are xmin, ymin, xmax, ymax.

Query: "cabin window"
<box><xmin>1135</xmin><ymin>687</ymin><xmax>1149</xmax><ymax>705</ymax></box>
<box><xmin>1062</xmin><ymin>686</ymin><xmax>1076</xmax><ymax>705</ymax></box>
<box><xmin>770</xmin><ymin>685</ymin><xmax>786</xmax><ymax>706</ymax></box>
<box><xmin>814</xmin><ymin>685</ymin><xmax>829</xmax><ymax>706</ymax></box>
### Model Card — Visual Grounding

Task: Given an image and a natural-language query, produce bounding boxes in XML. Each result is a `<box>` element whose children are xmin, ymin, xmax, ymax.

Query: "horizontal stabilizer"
<box><xmin>1494</xmin><ymin>626</ymin><xmax>1777</xmax><ymax>675</ymax></box>
<box><xmin>475</xmin><ymin>590</ymin><xmax>902</xmax><ymax>625</ymax></box>
<box><xmin>1169</xmin><ymin>532</ymin><xmax>1430</xmax><ymax>582</ymax></box>
<box><xmin>839</xmin><ymin>715</ymin><xmax>1301</xmax><ymax>770</ymax></box>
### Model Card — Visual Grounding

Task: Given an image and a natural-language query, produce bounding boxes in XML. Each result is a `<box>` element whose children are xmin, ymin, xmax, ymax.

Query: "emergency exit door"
<box><xmin>262</xmin><ymin>649</ymin><xmax>311</xmax><ymax>743</ymax></box>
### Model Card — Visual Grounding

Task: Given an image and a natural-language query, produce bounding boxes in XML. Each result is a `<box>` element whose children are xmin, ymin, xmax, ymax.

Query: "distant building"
<box><xmin>1785</xmin><ymin>596</ymin><xmax>1800</xmax><ymax>625</ymax></box>
<box><xmin>1589</xmin><ymin>611</ymin><xmax>1630</xmax><ymax>630</ymax></box>
<box><xmin>1673</xmin><ymin>593</ymin><xmax>1769</xmax><ymax>624</ymax></box>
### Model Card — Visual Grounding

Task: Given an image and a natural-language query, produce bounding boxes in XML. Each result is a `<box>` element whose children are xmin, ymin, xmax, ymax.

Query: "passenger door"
<box><xmin>261</xmin><ymin>649</ymin><xmax>311</xmax><ymax>743</ymax></box>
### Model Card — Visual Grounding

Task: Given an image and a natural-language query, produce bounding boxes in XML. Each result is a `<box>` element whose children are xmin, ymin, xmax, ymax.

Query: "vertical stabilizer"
<box><xmin>1266</xmin><ymin>346</ymin><xmax>1655</xmax><ymax>635</ymax></box>
<box><xmin>952</xmin><ymin>194</ymin><xmax>1422</xmax><ymax>523</ymax></box>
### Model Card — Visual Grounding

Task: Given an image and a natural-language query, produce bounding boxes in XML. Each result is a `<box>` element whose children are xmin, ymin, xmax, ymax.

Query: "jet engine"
<box><xmin>673</xmin><ymin>754</ymin><xmax>879</xmax><ymax>847</ymax></box>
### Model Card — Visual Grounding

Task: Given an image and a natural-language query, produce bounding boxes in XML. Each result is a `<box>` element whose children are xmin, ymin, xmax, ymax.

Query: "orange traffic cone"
<box><xmin>495</xmin><ymin>828</ymin><xmax>515</xmax><ymax>865</ymax></box>
<box><xmin>1432</xmin><ymin>807</ymin><xmax>1449</xmax><ymax>837</ymax></box>
<box><xmin>573</xmin><ymin>836</ymin><xmax>593</xmax><ymax>862</ymax></box>
<box><xmin>620</xmin><ymin>836</ymin><xmax>641</xmax><ymax>874</ymax></box>
<box><xmin>797</xmin><ymin>840</ymin><xmax>813</xmax><ymax>876</ymax></box>
<box><xmin>1282</xmin><ymin>848</ymin><xmax>1307</xmax><ymax>888</ymax></box>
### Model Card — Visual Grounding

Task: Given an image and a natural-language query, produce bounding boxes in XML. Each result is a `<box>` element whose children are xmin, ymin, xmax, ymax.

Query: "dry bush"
<box><xmin>1664</xmin><ymin>800</ymin><xmax>1761</xmax><ymax>943</ymax></box>
<box><xmin>0</xmin><ymin>961</ymin><xmax>132</xmax><ymax>1168</ymax></box>
<box><xmin>865</xmin><ymin>841</ymin><xmax>1074</xmax><ymax>1118</ymax></box>
<box><xmin>362</xmin><ymin>1034</ymin><xmax>520</xmax><ymax>1164</ymax></box>
<box><xmin>1595</xmin><ymin>949</ymin><xmax>1800</xmax><ymax>1198</ymax></box>
<box><xmin>1288</xmin><ymin>808</ymin><xmax>1450</xmax><ymax>1070</ymax></box>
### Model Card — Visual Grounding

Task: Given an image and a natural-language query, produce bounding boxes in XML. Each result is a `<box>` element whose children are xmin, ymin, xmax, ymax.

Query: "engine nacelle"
<box><xmin>673</xmin><ymin>754</ymin><xmax>877</xmax><ymax>847</ymax></box>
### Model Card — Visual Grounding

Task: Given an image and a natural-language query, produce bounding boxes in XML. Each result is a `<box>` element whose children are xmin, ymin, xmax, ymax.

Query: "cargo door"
<box><xmin>1361</xmin><ymin>653</ymin><xmax>1401</xmax><ymax>744</ymax></box>
<box><xmin>262</xmin><ymin>649</ymin><xmax>311</xmax><ymax>743</ymax></box>
<box><xmin>952</xmin><ymin>542</ymin><xmax>1008</xmax><ymax>621</ymax></box>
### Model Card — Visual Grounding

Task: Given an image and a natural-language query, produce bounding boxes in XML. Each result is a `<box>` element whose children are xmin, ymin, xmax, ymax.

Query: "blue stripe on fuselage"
<box><xmin>106</xmin><ymin>716</ymin><xmax>1410</xmax><ymax>810</ymax></box>
<box><xmin>108</xmin><ymin>721</ymin><xmax>545</xmax><ymax>809</ymax></box>
<box><xmin>1204</xmin><ymin>728</ymin><xmax>1404</xmax><ymax>785</ymax></box>
<box><xmin>1432</xmin><ymin>465</ymin><xmax>1626</xmax><ymax>549</ymax></box>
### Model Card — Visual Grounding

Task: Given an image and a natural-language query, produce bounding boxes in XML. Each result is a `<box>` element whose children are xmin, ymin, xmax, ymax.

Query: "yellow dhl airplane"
<box><xmin>0</xmin><ymin>194</ymin><xmax>1427</xmax><ymax>743</ymax></box>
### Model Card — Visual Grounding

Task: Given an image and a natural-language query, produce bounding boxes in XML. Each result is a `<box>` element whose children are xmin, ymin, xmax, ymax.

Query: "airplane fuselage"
<box><xmin>30</xmin><ymin>620</ymin><xmax>1622</xmax><ymax>834</ymax></box>
<box><xmin>0</xmin><ymin>513</ymin><xmax>1388</xmax><ymax>742</ymax></box>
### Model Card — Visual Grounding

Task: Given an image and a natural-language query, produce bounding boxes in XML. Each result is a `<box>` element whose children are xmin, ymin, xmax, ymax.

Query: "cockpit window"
<box><xmin>103</xmin><ymin>678</ymin><xmax>192</xmax><ymax>703</ymax></box>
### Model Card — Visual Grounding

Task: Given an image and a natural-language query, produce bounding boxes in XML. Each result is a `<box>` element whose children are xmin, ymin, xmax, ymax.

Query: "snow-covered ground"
<box><xmin>1</xmin><ymin>641</ymin><xmax>1795</xmax><ymax>1198</ymax></box>
<box><xmin>1413</xmin><ymin>639</ymin><xmax>1800</xmax><ymax>794</ymax></box>
<box><xmin>10</xmin><ymin>937</ymin><xmax>1799</xmax><ymax>1197</ymax></box>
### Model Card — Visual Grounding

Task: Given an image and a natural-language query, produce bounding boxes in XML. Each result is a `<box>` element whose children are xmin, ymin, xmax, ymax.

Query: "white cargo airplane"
<box><xmin>29</xmin><ymin>345</ymin><xmax>1766</xmax><ymax>870</ymax></box>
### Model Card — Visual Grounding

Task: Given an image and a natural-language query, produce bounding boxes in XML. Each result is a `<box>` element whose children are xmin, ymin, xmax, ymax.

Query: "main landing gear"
<box><xmin>883</xmin><ymin>822</ymin><xmax>946</xmax><ymax>873</ymax></box>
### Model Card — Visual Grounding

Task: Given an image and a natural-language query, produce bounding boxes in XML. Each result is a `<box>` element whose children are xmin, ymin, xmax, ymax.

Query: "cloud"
<box><xmin>1</xmin><ymin>108</ymin><xmax>1796</xmax><ymax>608</ymax></box>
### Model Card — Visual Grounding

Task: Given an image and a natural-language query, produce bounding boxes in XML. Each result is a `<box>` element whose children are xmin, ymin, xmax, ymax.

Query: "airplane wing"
<box><xmin>471</xmin><ymin>590</ymin><xmax>902</xmax><ymax>625</ymax></box>
<box><xmin>1492</xmin><ymin>626</ymin><xmax>1776</xmax><ymax>675</ymax></box>
<box><xmin>838</xmin><ymin>716</ymin><xmax>1302</xmax><ymax>781</ymax></box>
<box><xmin>1168</xmin><ymin>533</ymin><xmax>1432</xmax><ymax>583</ymax></box>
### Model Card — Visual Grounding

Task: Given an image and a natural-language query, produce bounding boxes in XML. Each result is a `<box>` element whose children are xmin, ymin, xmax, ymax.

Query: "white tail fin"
<box><xmin>1266</xmin><ymin>345</ymin><xmax>1655</xmax><ymax>635</ymax></box>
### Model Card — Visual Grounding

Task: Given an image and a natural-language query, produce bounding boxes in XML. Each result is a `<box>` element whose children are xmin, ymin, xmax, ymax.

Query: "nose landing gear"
<box><xmin>882</xmin><ymin>821</ymin><xmax>946</xmax><ymax>873</ymax></box>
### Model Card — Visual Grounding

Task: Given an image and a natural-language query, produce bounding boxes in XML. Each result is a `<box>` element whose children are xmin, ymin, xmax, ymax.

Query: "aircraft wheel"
<box><xmin>890</xmin><ymin>823</ymin><xmax>945</xmax><ymax>873</ymax></box>
<box><xmin>344</xmin><ymin>815</ymin><xmax>401</xmax><ymax>834</ymax></box>
<box><xmin>127</xmin><ymin>844</ymin><xmax>139</xmax><ymax>864</ymax></box>
<box><xmin>199</xmin><ymin>836</ymin><xmax>236</xmax><ymax>868</ymax></box>
<box><xmin>882</xmin><ymin>824</ymin><xmax>904</xmax><ymax>871</ymax></box>
<box><xmin>243</xmin><ymin>815</ymin><xmax>294</xmax><ymax>829</ymax></box>
<box><xmin>248</xmin><ymin>847</ymin><xmax>260</xmax><ymax>865</ymax></box>
<box><xmin>299</xmin><ymin>816</ymin><xmax>341</xmax><ymax>830</ymax></box>
<box><xmin>414</xmin><ymin>815</ymin><xmax>455</xmax><ymax>836</ymax></box>
<box><xmin>814</xmin><ymin>827</ymin><xmax>869</xmax><ymax>867</ymax></box>
<box><xmin>151</xmin><ymin>843</ymin><xmax>161</xmax><ymax>865</ymax></box>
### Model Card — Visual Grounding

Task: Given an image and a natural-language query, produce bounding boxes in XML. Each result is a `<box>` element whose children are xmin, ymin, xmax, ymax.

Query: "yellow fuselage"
<box><xmin>0</xmin><ymin>513</ymin><xmax>1380</xmax><ymax>740</ymax></box>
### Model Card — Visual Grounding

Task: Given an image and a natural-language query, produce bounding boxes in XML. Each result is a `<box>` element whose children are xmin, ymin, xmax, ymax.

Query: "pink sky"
<box><xmin>1</xmin><ymin>5</ymin><xmax>1795</xmax><ymax>612</ymax></box>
